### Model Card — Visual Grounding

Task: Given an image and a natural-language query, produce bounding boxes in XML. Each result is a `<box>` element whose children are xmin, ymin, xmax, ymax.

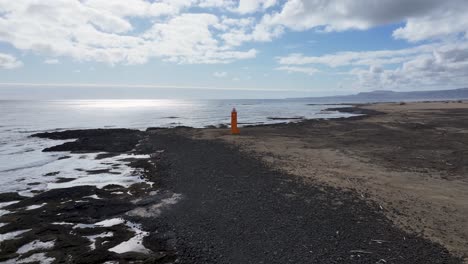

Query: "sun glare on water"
<box><xmin>65</xmin><ymin>99</ymin><xmax>189</xmax><ymax>109</ymax></box>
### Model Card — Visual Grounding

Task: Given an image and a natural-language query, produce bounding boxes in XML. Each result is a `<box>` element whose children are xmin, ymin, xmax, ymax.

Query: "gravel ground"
<box><xmin>143</xmin><ymin>130</ymin><xmax>461</xmax><ymax>264</ymax></box>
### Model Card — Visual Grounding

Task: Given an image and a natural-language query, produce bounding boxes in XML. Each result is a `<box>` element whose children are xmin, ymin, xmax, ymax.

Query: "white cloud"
<box><xmin>0</xmin><ymin>0</ymin><xmax>256</xmax><ymax>65</ymax></box>
<box><xmin>219</xmin><ymin>16</ymin><xmax>284</xmax><ymax>47</ymax></box>
<box><xmin>277</xmin><ymin>44</ymin><xmax>436</xmax><ymax>67</ymax></box>
<box><xmin>142</xmin><ymin>13</ymin><xmax>257</xmax><ymax>64</ymax></box>
<box><xmin>236</xmin><ymin>0</ymin><xmax>277</xmax><ymax>14</ymax></box>
<box><xmin>82</xmin><ymin>0</ymin><xmax>198</xmax><ymax>18</ymax></box>
<box><xmin>220</xmin><ymin>0</ymin><xmax>468</xmax><ymax>48</ymax></box>
<box><xmin>252</xmin><ymin>0</ymin><xmax>468</xmax><ymax>43</ymax></box>
<box><xmin>278</xmin><ymin>41</ymin><xmax>468</xmax><ymax>89</ymax></box>
<box><xmin>1</xmin><ymin>0</ymin><xmax>468</xmax><ymax>84</ymax></box>
<box><xmin>199</xmin><ymin>0</ymin><xmax>468</xmax><ymax>52</ymax></box>
<box><xmin>276</xmin><ymin>66</ymin><xmax>318</xmax><ymax>75</ymax></box>
<box><xmin>213</xmin><ymin>71</ymin><xmax>227</xmax><ymax>78</ymax></box>
<box><xmin>261</xmin><ymin>0</ymin><xmax>438</xmax><ymax>32</ymax></box>
<box><xmin>199</xmin><ymin>0</ymin><xmax>235</xmax><ymax>9</ymax></box>
<box><xmin>44</xmin><ymin>59</ymin><xmax>60</xmax><ymax>64</ymax></box>
<box><xmin>267</xmin><ymin>1</ymin><xmax>468</xmax><ymax>90</ymax></box>
<box><xmin>0</xmin><ymin>53</ymin><xmax>22</xmax><ymax>69</ymax></box>
<box><xmin>194</xmin><ymin>0</ymin><xmax>278</xmax><ymax>14</ymax></box>
<box><xmin>354</xmin><ymin>46</ymin><xmax>468</xmax><ymax>90</ymax></box>
<box><xmin>393</xmin><ymin>2</ymin><xmax>468</xmax><ymax>42</ymax></box>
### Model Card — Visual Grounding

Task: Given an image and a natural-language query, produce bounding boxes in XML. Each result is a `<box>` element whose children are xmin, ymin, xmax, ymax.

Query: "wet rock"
<box><xmin>95</xmin><ymin>153</ymin><xmax>120</xmax><ymax>159</ymax></box>
<box><xmin>32</xmin><ymin>129</ymin><xmax>141</xmax><ymax>140</ymax></box>
<box><xmin>267</xmin><ymin>116</ymin><xmax>304</xmax><ymax>120</ymax></box>
<box><xmin>86</xmin><ymin>169</ymin><xmax>111</xmax><ymax>175</ymax></box>
<box><xmin>55</xmin><ymin>178</ymin><xmax>76</xmax><ymax>183</ymax></box>
<box><xmin>44</xmin><ymin>171</ymin><xmax>60</xmax><ymax>177</ymax></box>
<box><xmin>0</xmin><ymin>192</ymin><xmax>26</xmax><ymax>202</ymax></box>
<box><xmin>32</xmin><ymin>129</ymin><xmax>144</xmax><ymax>153</ymax></box>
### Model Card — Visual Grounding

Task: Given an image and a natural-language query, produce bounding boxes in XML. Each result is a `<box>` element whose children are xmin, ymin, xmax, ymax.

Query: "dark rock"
<box><xmin>86</xmin><ymin>169</ymin><xmax>111</xmax><ymax>175</ymax></box>
<box><xmin>44</xmin><ymin>171</ymin><xmax>60</xmax><ymax>177</ymax></box>
<box><xmin>0</xmin><ymin>192</ymin><xmax>27</xmax><ymax>202</ymax></box>
<box><xmin>55</xmin><ymin>177</ymin><xmax>76</xmax><ymax>183</ymax></box>
<box><xmin>35</xmin><ymin>129</ymin><xmax>143</xmax><ymax>153</ymax></box>
<box><xmin>31</xmin><ymin>129</ymin><xmax>141</xmax><ymax>140</ymax></box>
<box><xmin>95</xmin><ymin>153</ymin><xmax>120</xmax><ymax>159</ymax></box>
<box><xmin>146</xmin><ymin>127</ymin><xmax>167</xmax><ymax>131</ymax></box>
<box><xmin>267</xmin><ymin>116</ymin><xmax>304</xmax><ymax>120</ymax></box>
<box><xmin>326</xmin><ymin>106</ymin><xmax>385</xmax><ymax>116</ymax></box>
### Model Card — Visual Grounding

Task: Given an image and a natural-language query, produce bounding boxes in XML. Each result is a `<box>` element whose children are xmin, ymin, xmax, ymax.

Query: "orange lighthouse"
<box><xmin>231</xmin><ymin>108</ymin><xmax>240</xmax><ymax>135</ymax></box>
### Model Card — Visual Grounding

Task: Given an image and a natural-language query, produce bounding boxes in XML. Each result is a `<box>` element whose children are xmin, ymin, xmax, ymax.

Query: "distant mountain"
<box><xmin>297</xmin><ymin>88</ymin><xmax>468</xmax><ymax>104</ymax></box>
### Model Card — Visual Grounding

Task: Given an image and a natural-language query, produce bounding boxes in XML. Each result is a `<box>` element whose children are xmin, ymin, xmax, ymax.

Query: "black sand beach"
<box><xmin>1</xmin><ymin>102</ymin><xmax>467</xmax><ymax>263</ymax></box>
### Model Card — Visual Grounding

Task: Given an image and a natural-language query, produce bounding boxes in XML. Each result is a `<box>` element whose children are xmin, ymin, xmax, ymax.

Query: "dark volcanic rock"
<box><xmin>326</xmin><ymin>106</ymin><xmax>385</xmax><ymax>116</ymax></box>
<box><xmin>32</xmin><ymin>129</ymin><xmax>140</xmax><ymax>140</ymax></box>
<box><xmin>95</xmin><ymin>153</ymin><xmax>120</xmax><ymax>159</ymax></box>
<box><xmin>86</xmin><ymin>169</ymin><xmax>111</xmax><ymax>175</ymax></box>
<box><xmin>146</xmin><ymin>127</ymin><xmax>168</xmax><ymax>131</ymax></box>
<box><xmin>44</xmin><ymin>171</ymin><xmax>60</xmax><ymax>176</ymax></box>
<box><xmin>0</xmin><ymin>184</ymin><xmax>166</xmax><ymax>263</ymax></box>
<box><xmin>267</xmin><ymin>116</ymin><xmax>305</xmax><ymax>120</ymax></box>
<box><xmin>32</xmin><ymin>129</ymin><xmax>144</xmax><ymax>153</ymax></box>
<box><xmin>55</xmin><ymin>177</ymin><xmax>76</xmax><ymax>183</ymax></box>
<box><xmin>0</xmin><ymin>192</ymin><xmax>26</xmax><ymax>202</ymax></box>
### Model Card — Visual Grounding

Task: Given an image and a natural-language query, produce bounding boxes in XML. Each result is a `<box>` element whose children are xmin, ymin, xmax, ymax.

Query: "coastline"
<box><xmin>0</xmin><ymin>101</ymin><xmax>467</xmax><ymax>263</ymax></box>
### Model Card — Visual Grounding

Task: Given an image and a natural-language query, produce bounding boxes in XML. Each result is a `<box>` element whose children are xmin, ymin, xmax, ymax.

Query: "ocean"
<box><xmin>0</xmin><ymin>99</ymin><xmax>353</xmax><ymax>198</ymax></box>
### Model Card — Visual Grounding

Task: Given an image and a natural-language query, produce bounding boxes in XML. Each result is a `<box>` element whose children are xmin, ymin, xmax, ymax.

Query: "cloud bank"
<box><xmin>272</xmin><ymin>0</ymin><xmax>468</xmax><ymax>90</ymax></box>
<box><xmin>1</xmin><ymin>0</ymin><xmax>468</xmax><ymax>91</ymax></box>
<box><xmin>0</xmin><ymin>0</ymin><xmax>259</xmax><ymax>65</ymax></box>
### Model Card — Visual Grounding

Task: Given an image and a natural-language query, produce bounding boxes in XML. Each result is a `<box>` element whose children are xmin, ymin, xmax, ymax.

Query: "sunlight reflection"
<box><xmin>63</xmin><ymin>100</ymin><xmax>191</xmax><ymax>109</ymax></box>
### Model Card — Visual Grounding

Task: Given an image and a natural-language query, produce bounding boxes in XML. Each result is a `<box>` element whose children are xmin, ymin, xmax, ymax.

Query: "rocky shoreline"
<box><xmin>0</xmin><ymin>105</ymin><xmax>465</xmax><ymax>263</ymax></box>
<box><xmin>1</xmin><ymin>129</ymin><xmax>179</xmax><ymax>263</ymax></box>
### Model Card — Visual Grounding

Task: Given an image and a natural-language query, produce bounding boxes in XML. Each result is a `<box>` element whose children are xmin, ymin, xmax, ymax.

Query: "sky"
<box><xmin>0</xmin><ymin>0</ymin><xmax>468</xmax><ymax>99</ymax></box>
